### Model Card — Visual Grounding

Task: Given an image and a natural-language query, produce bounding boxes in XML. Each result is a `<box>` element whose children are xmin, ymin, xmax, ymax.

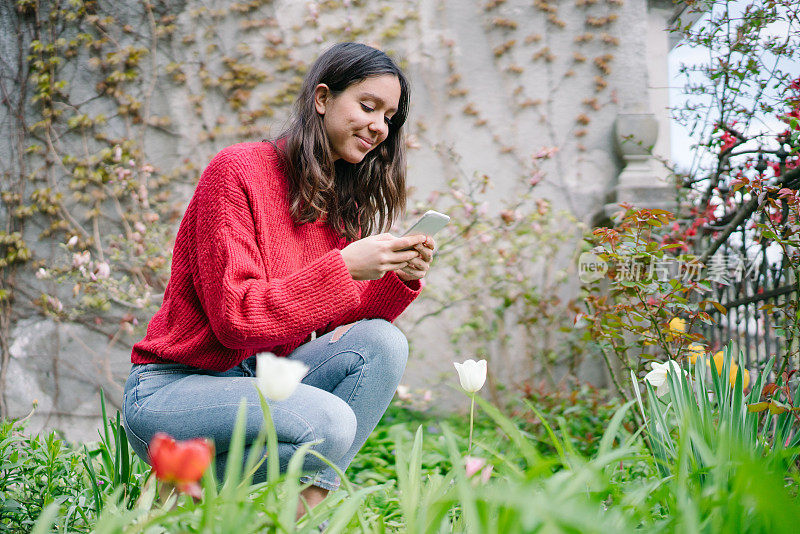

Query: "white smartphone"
<box><xmin>401</xmin><ymin>210</ymin><xmax>451</xmax><ymax>239</ymax></box>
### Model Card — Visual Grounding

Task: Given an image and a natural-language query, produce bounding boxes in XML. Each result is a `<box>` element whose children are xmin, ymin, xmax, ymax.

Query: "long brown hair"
<box><xmin>275</xmin><ymin>42</ymin><xmax>410</xmax><ymax>241</ymax></box>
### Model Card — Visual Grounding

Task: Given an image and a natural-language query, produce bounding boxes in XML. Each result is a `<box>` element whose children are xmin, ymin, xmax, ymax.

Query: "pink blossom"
<box><xmin>480</xmin><ymin>464</ymin><xmax>493</xmax><ymax>483</ymax></box>
<box><xmin>719</xmin><ymin>131</ymin><xmax>737</xmax><ymax>151</ymax></box>
<box><xmin>113</xmin><ymin>145</ymin><xmax>122</xmax><ymax>162</ymax></box>
<box><xmin>94</xmin><ymin>262</ymin><xmax>111</xmax><ymax>280</ymax></box>
<box><xmin>465</xmin><ymin>456</ymin><xmax>493</xmax><ymax>483</ymax></box>
<box><xmin>465</xmin><ymin>456</ymin><xmax>486</xmax><ymax>478</ymax></box>
<box><xmin>396</xmin><ymin>384</ymin><xmax>412</xmax><ymax>401</ymax></box>
<box><xmin>45</xmin><ymin>295</ymin><xmax>63</xmax><ymax>312</ymax></box>
<box><xmin>533</xmin><ymin>146</ymin><xmax>558</xmax><ymax>160</ymax></box>
<box><xmin>499</xmin><ymin>210</ymin><xmax>517</xmax><ymax>224</ymax></box>
<box><xmin>72</xmin><ymin>251</ymin><xmax>91</xmax><ymax>268</ymax></box>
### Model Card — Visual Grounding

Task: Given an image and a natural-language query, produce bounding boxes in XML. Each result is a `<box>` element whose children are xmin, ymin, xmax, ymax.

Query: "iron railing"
<box><xmin>695</xmin><ymin>175</ymin><xmax>799</xmax><ymax>374</ymax></box>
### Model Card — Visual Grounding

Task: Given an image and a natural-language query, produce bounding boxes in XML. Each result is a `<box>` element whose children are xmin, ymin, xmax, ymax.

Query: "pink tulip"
<box><xmin>465</xmin><ymin>456</ymin><xmax>486</xmax><ymax>478</ymax></box>
<box><xmin>480</xmin><ymin>464</ymin><xmax>493</xmax><ymax>483</ymax></box>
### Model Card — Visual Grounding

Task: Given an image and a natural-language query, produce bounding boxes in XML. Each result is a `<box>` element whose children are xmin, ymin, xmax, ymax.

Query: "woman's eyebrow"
<box><xmin>359</xmin><ymin>92</ymin><xmax>397</xmax><ymax>114</ymax></box>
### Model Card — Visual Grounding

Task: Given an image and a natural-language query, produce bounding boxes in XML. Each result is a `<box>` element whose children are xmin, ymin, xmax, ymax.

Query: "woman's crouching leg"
<box><xmin>122</xmin><ymin>368</ymin><xmax>356</xmax><ymax>487</ymax></box>
<box><xmin>215</xmin><ymin>384</ymin><xmax>358</xmax><ymax>486</ymax></box>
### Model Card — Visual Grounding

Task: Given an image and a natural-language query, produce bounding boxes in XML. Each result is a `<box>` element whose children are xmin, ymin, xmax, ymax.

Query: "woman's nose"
<box><xmin>368</xmin><ymin>119</ymin><xmax>387</xmax><ymax>138</ymax></box>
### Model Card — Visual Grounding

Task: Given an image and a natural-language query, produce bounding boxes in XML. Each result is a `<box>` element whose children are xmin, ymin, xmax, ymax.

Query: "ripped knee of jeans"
<box><xmin>329</xmin><ymin>322</ymin><xmax>356</xmax><ymax>343</ymax></box>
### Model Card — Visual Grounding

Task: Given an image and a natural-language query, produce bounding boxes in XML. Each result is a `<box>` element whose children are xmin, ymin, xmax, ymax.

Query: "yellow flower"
<box><xmin>686</xmin><ymin>343</ymin><xmax>706</xmax><ymax>365</ymax></box>
<box><xmin>709</xmin><ymin>350</ymin><xmax>750</xmax><ymax>390</ymax></box>
<box><xmin>669</xmin><ymin>318</ymin><xmax>687</xmax><ymax>333</ymax></box>
<box><xmin>710</xmin><ymin>351</ymin><xmax>725</xmax><ymax>375</ymax></box>
<box><xmin>736</xmin><ymin>368</ymin><xmax>751</xmax><ymax>390</ymax></box>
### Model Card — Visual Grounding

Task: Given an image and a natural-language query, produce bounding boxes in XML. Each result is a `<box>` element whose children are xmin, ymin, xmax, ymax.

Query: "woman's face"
<box><xmin>314</xmin><ymin>74</ymin><xmax>401</xmax><ymax>164</ymax></box>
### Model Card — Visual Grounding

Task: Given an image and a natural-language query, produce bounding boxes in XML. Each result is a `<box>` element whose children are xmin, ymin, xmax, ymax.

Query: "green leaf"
<box><xmin>747</xmin><ymin>402</ymin><xmax>769</xmax><ymax>413</ymax></box>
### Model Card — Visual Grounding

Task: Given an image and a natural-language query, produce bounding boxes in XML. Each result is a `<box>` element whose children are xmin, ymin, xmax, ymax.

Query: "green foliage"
<box><xmin>633</xmin><ymin>344</ymin><xmax>800</xmax><ymax>532</ymax></box>
<box><xmin>635</xmin><ymin>345</ymin><xmax>800</xmax><ymax>476</ymax></box>
<box><xmin>0</xmin><ymin>418</ymin><xmax>91</xmax><ymax>532</ymax></box>
<box><xmin>81</xmin><ymin>390</ymin><xmax>151</xmax><ymax>513</ymax></box>
<box><xmin>581</xmin><ymin>206</ymin><xmax>733</xmax><ymax>403</ymax></box>
<box><xmin>0</xmin><ymin>381</ymin><xmax>795</xmax><ymax>533</ymax></box>
<box><xmin>517</xmin><ymin>380</ymin><xmax>624</xmax><ymax>457</ymax></box>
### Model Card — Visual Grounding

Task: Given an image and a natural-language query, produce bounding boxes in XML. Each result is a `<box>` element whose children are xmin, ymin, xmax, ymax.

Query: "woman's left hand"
<box><xmin>395</xmin><ymin>236</ymin><xmax>435</xmax><ymax>282</ymax></box>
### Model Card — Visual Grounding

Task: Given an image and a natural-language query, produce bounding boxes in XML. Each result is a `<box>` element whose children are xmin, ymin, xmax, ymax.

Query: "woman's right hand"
<box><xmin>340</xmin><ymin>233</ymin><xmax>427</xmax><ymax>280</ymax></box>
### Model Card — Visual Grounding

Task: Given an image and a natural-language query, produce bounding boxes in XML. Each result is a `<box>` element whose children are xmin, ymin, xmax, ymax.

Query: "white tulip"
<box><xmin>255</xmin><ymin>352</ymin><xmax>309</xmax><ymax>401</ymax></box>
<box><xmin>453</xmin><ymin>359</ymin><xmax>487</xmax><ymax>393</ymax></box>
<box><xmin>644</xmin><ymin>360</ymin><xmax>683</xmax><ymax>397</ymax></box>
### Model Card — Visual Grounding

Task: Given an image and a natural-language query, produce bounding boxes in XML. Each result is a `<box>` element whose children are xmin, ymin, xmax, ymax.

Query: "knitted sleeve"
<box><xmin>194</xmin><ymin>150</ymin><xmax>361</xmax><ymax>349</ymax></box>
<box><xmin>328</xmin><ymin>272</ymin><xmax>422</xmax><ymax>327</ymax></box>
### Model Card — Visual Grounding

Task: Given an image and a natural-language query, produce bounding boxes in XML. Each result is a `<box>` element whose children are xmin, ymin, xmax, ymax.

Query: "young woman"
<box><xmin>122</xmin><ymin>42</ymin><xmax>434</xmax><ymax>516</ymax></box>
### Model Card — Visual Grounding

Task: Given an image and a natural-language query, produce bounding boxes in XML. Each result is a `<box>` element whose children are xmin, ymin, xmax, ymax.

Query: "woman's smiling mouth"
<box><xmin>355</xmin><ymin>135</ymin><xmax>373</xmax><ymax>150</ymax></box>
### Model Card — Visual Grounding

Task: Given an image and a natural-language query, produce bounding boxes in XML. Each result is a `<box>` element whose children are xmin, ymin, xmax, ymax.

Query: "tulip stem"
<box><xmin>468</xmin><ymin>394</ymin><xmax>475</xmax><ymax>455</ymax></box>
<box><xmin>258</xmin><ymin>396</ymin><xmax>280</xmax><ymax>483</ymax></box>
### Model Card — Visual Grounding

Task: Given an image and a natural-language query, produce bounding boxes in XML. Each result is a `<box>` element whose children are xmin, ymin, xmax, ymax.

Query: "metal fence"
<box><xmin>697</xmin><ymin>212</ymin><xmax>798</xmax><ymax>374</ymax></box>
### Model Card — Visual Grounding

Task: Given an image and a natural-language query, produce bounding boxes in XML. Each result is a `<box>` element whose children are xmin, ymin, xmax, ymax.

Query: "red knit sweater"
<box><xmin>131</xmin><ymin>142</ymin><xmax>422</xmax><ymax>371</ymax></box>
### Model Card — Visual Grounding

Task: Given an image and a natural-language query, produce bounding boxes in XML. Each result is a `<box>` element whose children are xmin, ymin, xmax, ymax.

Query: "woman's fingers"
<box><xmin>392</xmin><ymin>235</ymin><xmax>427</xmax><ymax>251</ymax></box>
<box><xmin>393</xmin><ymin>249</ymin><xmax>421</xmax><ymax>263</ymax></box>
<box><xmin>413</xmin><ymin>244</ymin><xmax>433</xmax><ymax>262</ymax></box>
<box><xmin>405</xmin><ymin>257</ymin><xmax>430</xmax><ymax>272</ymax></box>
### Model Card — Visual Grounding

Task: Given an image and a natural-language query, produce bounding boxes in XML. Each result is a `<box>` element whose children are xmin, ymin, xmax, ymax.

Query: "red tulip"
<box><xmin>148</xmin><ymin>433</ymin><xmax>214</xmax><ymax>499</ymax></box>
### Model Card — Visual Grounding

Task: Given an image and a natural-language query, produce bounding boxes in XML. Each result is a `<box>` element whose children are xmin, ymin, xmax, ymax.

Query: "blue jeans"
<box><xmin>122</xmin><ymin>319</ymin><xmax>408</xmax><ymax>491</ymax></box>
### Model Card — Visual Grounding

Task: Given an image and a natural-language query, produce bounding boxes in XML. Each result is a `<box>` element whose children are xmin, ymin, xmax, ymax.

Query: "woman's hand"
<box><xmin>340</xmin><ymin>233</ymin><xmax>428</xmax><ymax>280</ymax></box>
<box><xmin>395</xmin><ymin>236</ymin><xmax>435</xmax><ymax>282</ymax></box>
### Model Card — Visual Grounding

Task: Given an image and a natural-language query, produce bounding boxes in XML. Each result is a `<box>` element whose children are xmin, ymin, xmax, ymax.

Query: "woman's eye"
<box><xmin>361</xmin><ymin>103</ymin><xmax>394</xmax><ymax>128</ymax></box>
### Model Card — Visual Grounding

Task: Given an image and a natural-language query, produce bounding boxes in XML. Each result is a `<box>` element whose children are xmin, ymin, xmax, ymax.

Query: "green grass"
<box><xmin>2</xmin><ymin>376</ymin><xmax>799</xmax><ymax>533</ymax></box>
